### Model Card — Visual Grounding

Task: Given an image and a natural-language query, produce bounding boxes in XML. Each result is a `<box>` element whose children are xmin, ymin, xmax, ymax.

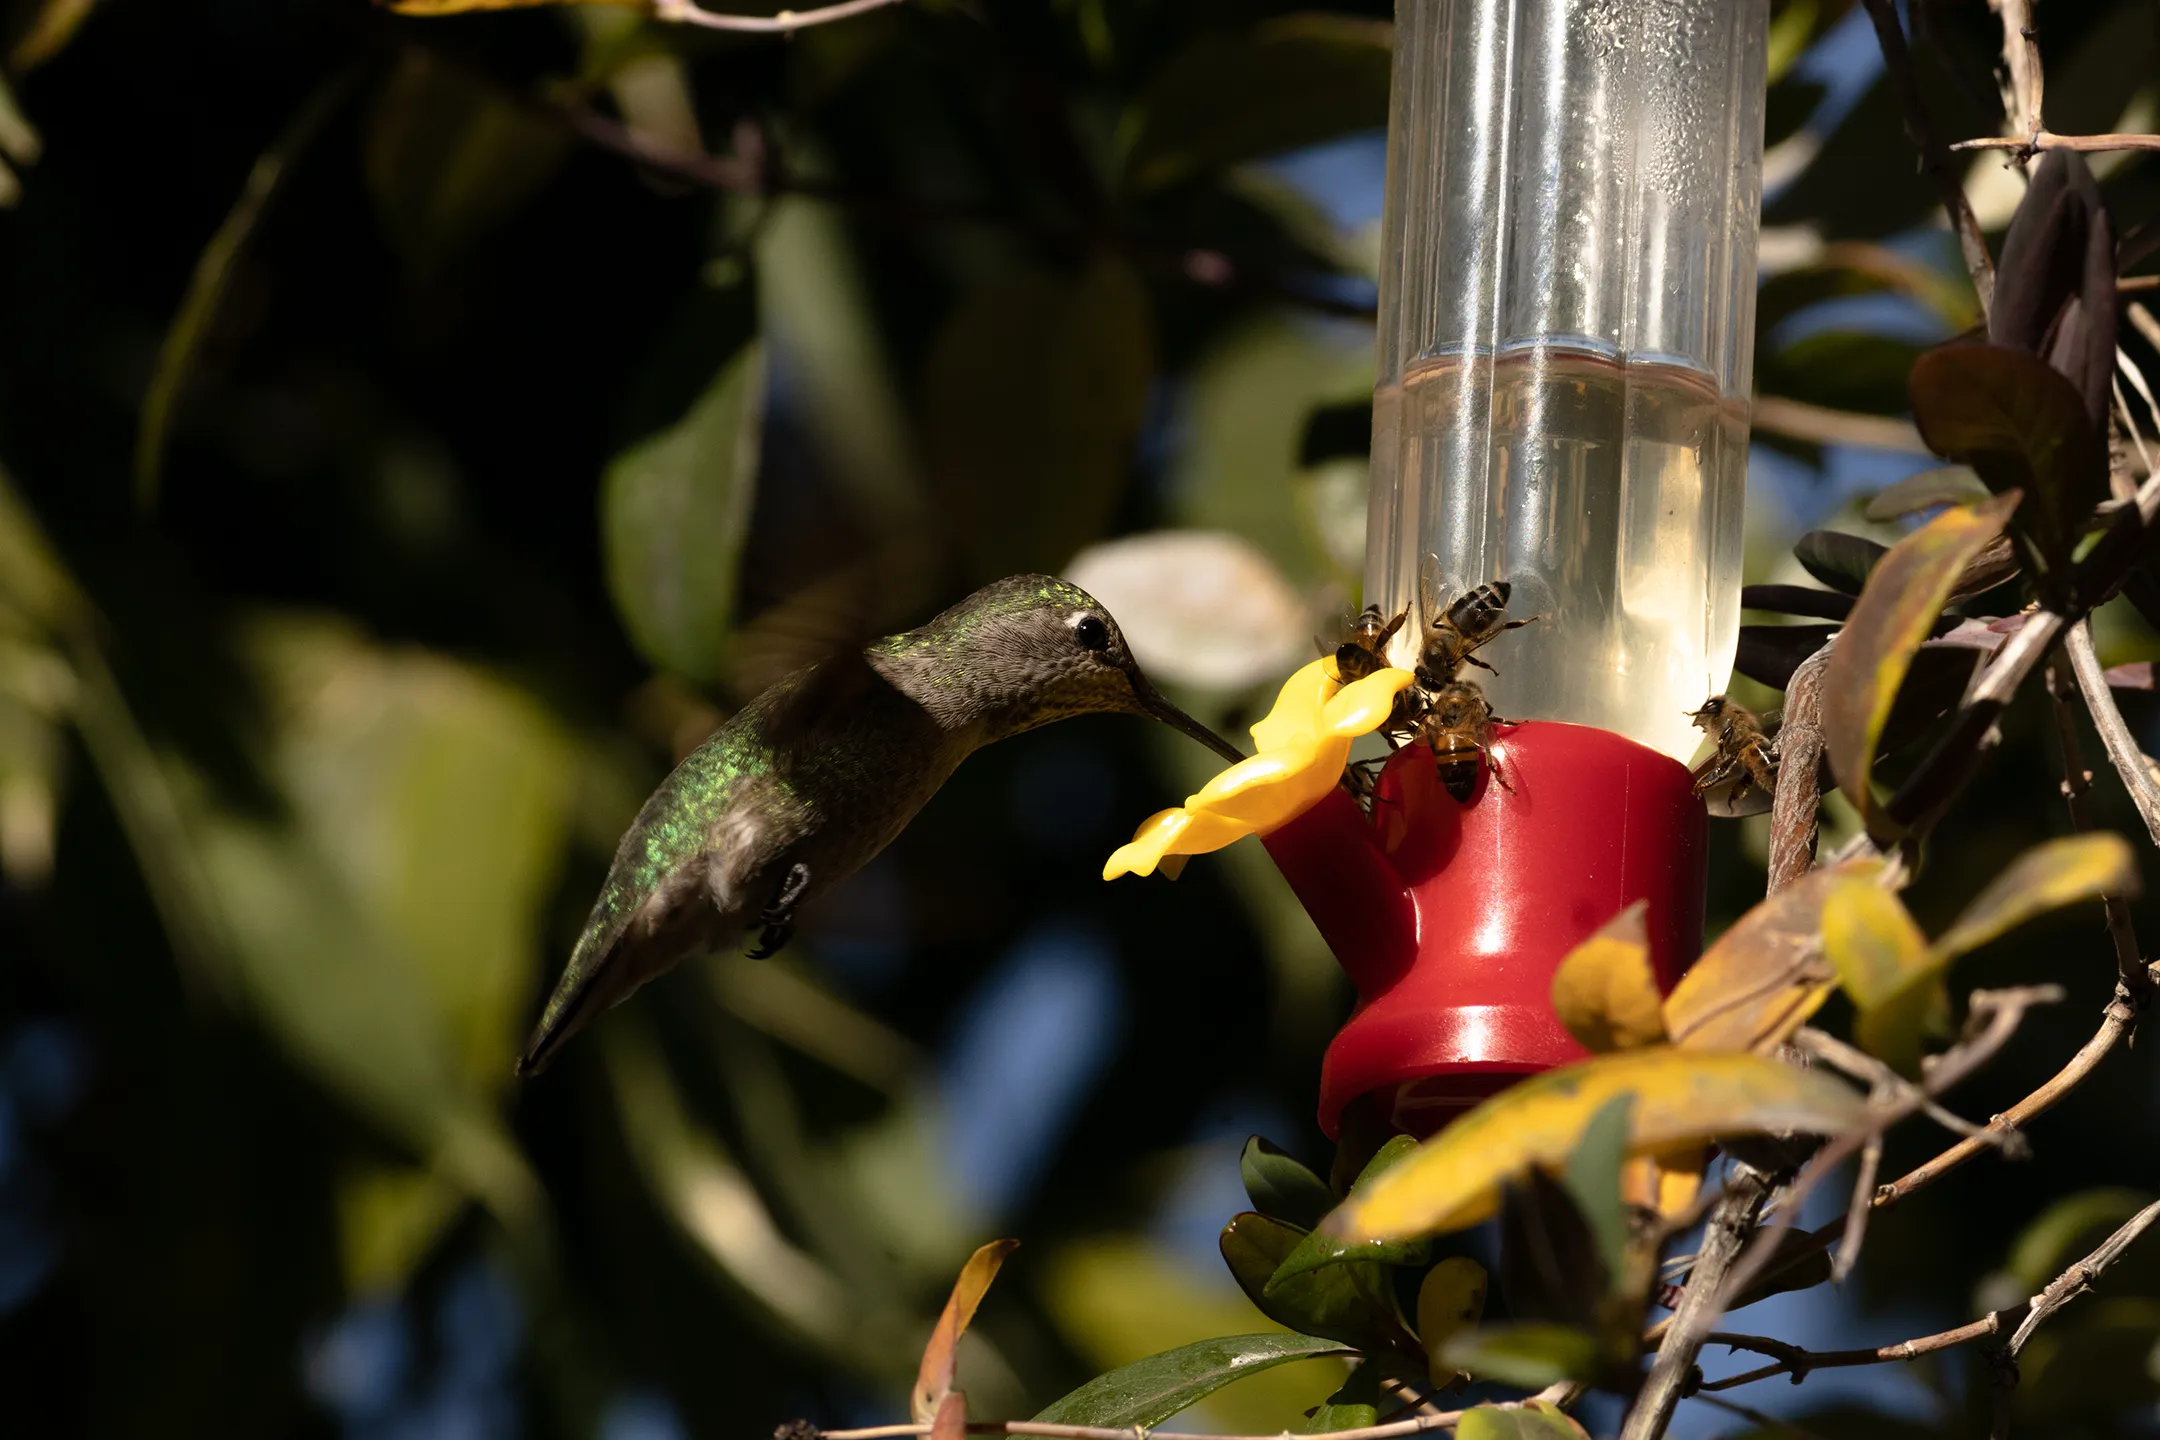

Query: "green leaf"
<box><xmin>1498</xmin><ymin>1171</ymin><xmax>1605</xmax><ymax>1328</ymax></box>
<box><xmin>1820</xmin><ymin>492</ymin><xmax>2020</xmax><ymax>838</ymax></box>
<box><xmin>601</xmin><ymin>339</ymin><xmax>766</xmax><ymax>687</ymax></box>
<box><xmin>1561</xmin><ymin>1094</ymin><xmax>1633</xmax><ymax>1286</ymax></box>
<box><xmin>1440</xmin><ymin>1324</ymin><xmax>1603</xmax><ymax>1389</ymax></box>
<box><xmin>1241</xmin><ymin>1136</ymin><xmax>1337</xmax><ymax>1231</ymax></box>
<box><xmin>1267</xmin><ymin>1223</ymin><xmax>1430</xmax><ymax>1289</ymax></box>
<box><xmin>1793</xmin><ymin>530</ymin><xmax>1889</xmax><ymax>596</ymax></box>
<box><xmin>924</xmin><ymin>254</ymin><xmax>1155</xmax><ymax>580</ymax></box>
<box><xmin>1415</xmin><ymin>1257</ymin><xmax>1488</xmax><ymax>1381</ymax></box>
<box><xmin>1354</xmin><ymin>1133</ymin><xmax>1421</xmax><ymax>1189</ymax></box>
<box><xmin>1031</xmin><ymin>1333</ymin><xmax>1358</xmax><ymax>1428</ymax></box>
<box><xmin>1299</xmin><ymin>1366</ymin><xmax>1381</xmax><ymax>1433</ymax></box>
<box><xmin>1932</xmin><ymin>833</ymin><xmax>2139</xmax><ymax>960</ymax></box>
<box><xmin>1822</xmin><ymin>878</ymin><xmax>1940</xmax><ymax>1076</ymax></box>
<box><xmin>1865</xmin><ymin>465</ymin><xmax>1991</xmax><ymax>522</ymax></box>
<box><xmin>1908</xmin><ymin>344</ymin><xmax>2107</xmax><ymax>594</ymax></box>
<box><xmin>1221</xmin><ymin>1213</ymin><xmax>1401</xmax><ymax>1348</ymax></box>
<box><xmin>1455</xmin><ymin>1402</ymin><xmax>1593</xmax><ymax>1440</ymax></box>
<box><xmin>1122</xmin><ymin>15</ymin><xmax>1391</xmax><ymax>194</ymax></box>
<box><xmin>2018</xmin><ymin>1298</ymin><xmax>2160</xmax><ymax>1419</ymax></box>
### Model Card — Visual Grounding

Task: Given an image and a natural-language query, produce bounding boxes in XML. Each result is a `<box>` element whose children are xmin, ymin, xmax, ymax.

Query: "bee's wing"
<box><xmin>1692</xmin><ymin>756</ymin><xmax>1775</xmax><ymax>818</ymax></box>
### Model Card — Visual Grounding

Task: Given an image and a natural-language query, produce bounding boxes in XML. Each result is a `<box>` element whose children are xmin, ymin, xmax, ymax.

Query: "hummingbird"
<box><xmin>517</xmin><ymin>574</ymin><xmax>1244</xmax><ymax>1076</ymax></box>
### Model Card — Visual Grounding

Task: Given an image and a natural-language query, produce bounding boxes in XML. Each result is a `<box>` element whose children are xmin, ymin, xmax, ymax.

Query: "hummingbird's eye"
<box><xmin>1071</xmin><ymin>614</ymin><xmax>1111</xmax><ymax>651</ymax></box>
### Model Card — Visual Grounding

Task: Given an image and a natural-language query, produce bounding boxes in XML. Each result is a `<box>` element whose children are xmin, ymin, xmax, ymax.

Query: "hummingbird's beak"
<box><xmin>1132</xmin><ymin>674</ymin><xmax>1246</xmax><ymax>765</ymax></box>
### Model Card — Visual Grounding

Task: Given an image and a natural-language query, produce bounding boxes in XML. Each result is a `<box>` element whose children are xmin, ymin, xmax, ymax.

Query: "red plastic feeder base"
<box><xmin>1260</xmin><ymin>720</ymin><xmax>1706</xmax><ymax>1138</ymax></box>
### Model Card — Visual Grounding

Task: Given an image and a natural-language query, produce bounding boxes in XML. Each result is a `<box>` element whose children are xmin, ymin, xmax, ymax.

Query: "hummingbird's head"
<box><xmin>906</xmin><ymin>575</ymin><xmax>1244</xmax><ymax>763</ymax></box>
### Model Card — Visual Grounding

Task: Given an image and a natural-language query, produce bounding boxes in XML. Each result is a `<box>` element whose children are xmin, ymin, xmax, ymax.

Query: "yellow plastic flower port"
<box><xmin>1104</xmin><ymin>658</ymin><xmax>1417</xmax><ymax>880</ymax></box>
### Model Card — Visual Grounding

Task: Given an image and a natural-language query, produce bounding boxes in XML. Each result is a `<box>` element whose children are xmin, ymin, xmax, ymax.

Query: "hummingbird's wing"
<box><xmin>516</xmin><ymin>719</ymin><xmax>781</xmax><ymax>1077</ymax></box>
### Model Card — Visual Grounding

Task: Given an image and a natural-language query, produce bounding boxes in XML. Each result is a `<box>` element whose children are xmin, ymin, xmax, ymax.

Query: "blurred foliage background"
<box><xmin>4</xmin><ymin>0</ymin><xmax>2160</xmax><ymax>1435</ymax></box>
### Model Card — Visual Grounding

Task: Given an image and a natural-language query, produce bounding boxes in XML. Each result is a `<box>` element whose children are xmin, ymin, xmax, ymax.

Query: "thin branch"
<box><xmin>1988</xmin><ymin>0</ymin><xmax>2045</xmax><ymax>149</ymax></box>
<box><xmin>805</xmin><ymin>1383</ymin><xmax>1583</xmax><ymax>1440</ymax></box>
<box><xmin>1859</xmin><ymin>0</ymin><xmax>1996</xmax><ymax>315</ymax></box>
<box><xmin>2007</xmin><ymin>1199</ymin><xmax>2160</xmax><ymax>1353</ymax></box>
<box><xmin>1695</xmin><ymin>1200</ymin><xmax>2160</xmax><ymax>1396</ymax></box>
<box><xmin>1952</xmin><ymin>132</ymin><xmax>2160</xmax><ymax>156</ymax></box>
<box><xmin>1698</xmin><ymin>1314</ymin><xmax>2007</xmax><ymax>1391</ymax></box>
<box><xmin>653</xmin><ymin>0</ymin><xmax>906</xmax><ymax>32</ymax></box>
<box><xmin>2045</xmin><ymin>653</ymin><xmax>2152</xmax><ymax>1002</ymax></box>
<box><xmin>1750</xmin><ymin>395</ymin><xmax>1929</xmax><ymax>453</ymax></box>
<box><xmin>1621</xmin><ymin>1171</ymin><xmax>1773</xmax><ymax>1440</ymax></box>
<box><xmin>1769</xmin><ymin>644</ymin><xmax>1834</xmax><ymax>894</ymax></box>
<box><xmin>1876</xmin><ymin>984</ymin><xmax>2138</xmax><ymax>1206</ymax></box>
<box><xmin>2064</xmin><ymin>619</ymin><xmax>2160</xmax><ymax>850</ymax></box>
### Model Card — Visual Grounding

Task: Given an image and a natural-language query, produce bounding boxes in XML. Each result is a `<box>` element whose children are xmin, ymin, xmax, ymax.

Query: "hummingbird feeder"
<box><xmin>1264</xmin><ymin>0</ymin><xmax>1770</xmax><ymax>1137</ymax></box>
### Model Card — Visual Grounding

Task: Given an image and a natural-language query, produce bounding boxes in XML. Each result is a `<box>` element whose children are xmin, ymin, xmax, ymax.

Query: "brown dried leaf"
<box><xmin>913</xmin><ymin>1239</ymin><xmax>1019</xmax><ymax>1424</ymax></box>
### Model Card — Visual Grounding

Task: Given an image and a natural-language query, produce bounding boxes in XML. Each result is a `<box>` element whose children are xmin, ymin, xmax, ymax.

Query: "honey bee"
<box><xmin>1330</xmin><ymin>602</ymin><xmax>1409</xmax><ymax>683</ymax></box>
<box><xmin>1687</xmin><ymin>695</ymin><xmax>1778</xmax><ymax>808</ymax></box>
<box><xmin>1419</xmin><ymin>678</ymin><xmax>1514</xmax><ymax>803</ymax></box>
<box><xmin>1413</xmin><ymin>566</ymin><xmax>1537</xmax><ymax>689</ymax></box>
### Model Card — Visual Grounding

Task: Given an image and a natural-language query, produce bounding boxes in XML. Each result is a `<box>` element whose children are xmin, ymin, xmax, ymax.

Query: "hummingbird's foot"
<box><xmin>746</xmin><ymin>862</ymin><xmax>812</xmax><ymax>960</ymax></box>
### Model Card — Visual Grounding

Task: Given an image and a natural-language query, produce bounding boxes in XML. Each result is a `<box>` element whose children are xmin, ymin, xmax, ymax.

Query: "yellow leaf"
<box><xmin>1821</xmin><ymin>493</ymin><xmax>2019</xmax><ymax>837</ymax></box>
<box><xmin>1663</xmin><ymin>862</ymin><xmax>1878</xmax><ymax>1052</ymax></box>
<box><xmin>914</xmin><ymin>1239</ymin><xmax>1020</xmax><ymax>1424</ymax></box>
<box><xmin>1822</xmin><ymin>878</ymin><xmax>1939</xmax><ymax>1077</ymax></box>
<box><xmin>1619</xmin><ymin>1147</ymin><xmax>1707</xmax><ymax>1220</ymax></box>
<box><xmin>1416</xmin><ymin>1257</ymin><xmax>1488</xmax><ymax>1385</ymax></box>
<box><xmin>1327</xmin><ymin>1050</ymin><xmax>1867</xmax><ymax>1243</ymax></box>
<box><xmin>1932</xmin><ymin>832</ymin><xmax>2141</xmax><ymax>959</ymax></box>
<box><xmin>1549</xmin><ymin>901</ymin><xmax>1667</xmax><ymax>1053</ymax></box>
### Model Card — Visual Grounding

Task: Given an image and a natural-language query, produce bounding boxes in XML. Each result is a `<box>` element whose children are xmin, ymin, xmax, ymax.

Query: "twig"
<box><xmin>804</xmin><ymin>1382</ymin><xmax>1583</xmax><ymax>1440</ymax></box>
<box><xmin>1698</xmin><ymin>1315</ymin><xmax>2007</xmax><ymax>1391</ymax></box>
<box><xmin>1859</xmin><ymin>0</ymin><xmax>1996</xmax><ymax>315</ymax></box>
<box><xmin>1621</xmin><ymin>1171</ymin><xmax>1773</xmax><ymax>1440</ymax></box>
<box><xmin>1694</xmin><ymin>1200</ymin><xmax>2160</xmax><ymax>1398</ymax></box>
<box><xmin>653</xmin><ymin>0</ymin><xmax>906</xmax><ymax>32</ymax></box>
<box><xmin>1751</xmin><ymin>396</ymin><xmax>1929</xmax><ymax>453</ymax></box>
<box><xmin>1876</xmin><ymin>983</ymin><xmax>2138</xmax><ymax>1206</ymax></box>
<box><xmin>2065</xmin><ymin>618</ymin><xmax>2160</xmax><ymax>849</ymax></box>
<box><xmin>1952</xmin><ymin>132</ymin><xmax>2160</xmax><ymax>155</ymax></box>
<box><xmin>2006</xmin><ymin>1199</ymin><xmax>2160</xmax><ymax>1353</ymax></box>
<box><xmin>1989</xmin><ymin>0</ymin><xmax>2045</xmax><ymax>151</ymax></box>
<box><xmin>2044</xmin><ymin>654</ymin><xmax>2151</xmax><ymax>1001</ymax></box>
<box><xmin>1768</xmin><ymin>644</ymin><xmax>1834</xmax><ymax>894</ymax></box>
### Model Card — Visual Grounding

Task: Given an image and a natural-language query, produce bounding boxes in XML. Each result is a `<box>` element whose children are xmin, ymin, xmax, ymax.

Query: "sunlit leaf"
<box><xmin>1220</xmin><ymin>1212</ymin><xmax>1397</xmax><ymax>1348</ymax></box>
<box><xmin>1821</xmin><ymin>493</ymin><xmax>2019</xmax><ymax>836</ymax></box>
<box><xmin>1416</xmin><ymin>1257</ymin><xmax>1487</xmax><ymax>1384</ymax></box>
<box><xmin>1550</xmin><ymin>902</ymin><xmax>1666</xmax><ymax>1053</ymax></box>
<box><xmin>1267</xmin><ymin>1219</ymin><xmax>1429</xmax><ymax>1288</ymax></box>
<box><xmin>9</xmin><ymin>0</ymin><xmax>102</xmax><ymax>71</ymax></box>
<box><xmin>1122</xmin><ymin>14</ymin><xmax>1391</xmax><ymax>193</ymax></box>
<box><xmin>1239</xmin><ymin>1136</ymin><xmax>1337</xmax><ymax>1231</ymax></box>
<box><xmin>1065</xmin><ymin>531</ymin><xmax>1308</xmax><ymax>691</ymax></box>
<box><xmin>1865</xmin><ymin>465</ymin><xmax>1990</xmax><ymax>521</ymax></box>
<box><xmin>1326</xmin><ymin>1051</ymin><xmax>1866</xmax><ymax>1242</ymax></box>
<box><xmin>1031</xmin><ymin>1333</ymin><xmax>1357</xmax><ymax>1428</ymax></box>
<box><xmin>336</xmin><ymin>1164</ymin><xmax>462</xmax><ymax>1296</ymax></box>
<box><xmin>1455</xmin><ymin>1401</ymin><xmax>1592</xmax><ymax>1440</ymax></box>
<box><xmin>1909</xmin><ymin>345</ymin><xmax>2103</xmax><ymax>591</ymax></box>
<box><xmin>1821</xmin><ymin>878</ymin><xmax>1938</xmax><ymax>1075</ymax></box>
<box><xmin>914</xmin><ymin>1238</ymin><xmax>1019</xmax><ymax>1424</ymax></box>
<box><xmin>1663</xmin><ymin>862</ymin><xmax>1877</xmax><ymax>1052</ymax></box>
<box><xmin>1931</xmin><ymin>833</ymin><xmax>2139</xmax><ymax>960</ymax></box>
<box><xmin>925</xmin><ymin>255</ymin><xmax>1155</xmax><ymax>580</ymax></box>
<box><xmin>602</xmin><ymin>339</ymin><xmax>766</xmax><ymax>686</ymax></box>
<box><xmin>1440</xmin><ymin>1325</ymin><xmax>1602</xmax><ymax>1390</ymax></box>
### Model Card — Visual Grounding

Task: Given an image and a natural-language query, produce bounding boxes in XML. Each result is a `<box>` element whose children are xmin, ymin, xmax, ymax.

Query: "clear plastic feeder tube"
<box><xmin>1369</xmin><ymin>0</ymin><xmax>1768</xmax><ymax>762</ymax></box>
